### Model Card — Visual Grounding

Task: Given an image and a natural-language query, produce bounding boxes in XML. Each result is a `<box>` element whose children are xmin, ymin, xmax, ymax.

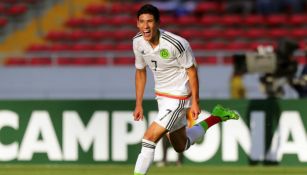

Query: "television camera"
<box><xmin>233</xmin><ymin>39</ymin><xmax>301</xmax><ymax>98</ymax></box>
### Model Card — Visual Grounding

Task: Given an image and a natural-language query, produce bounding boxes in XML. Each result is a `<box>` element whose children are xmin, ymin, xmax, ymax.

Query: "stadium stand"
<box><xmin>1</xmin><ymin>0</ymin><xmax>307</xmax><ymax>66</ymax></box>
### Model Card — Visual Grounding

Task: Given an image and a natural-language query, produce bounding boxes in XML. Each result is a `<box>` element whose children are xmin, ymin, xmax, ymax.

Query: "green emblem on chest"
<box><xmin>160</xmin><ymin>49</ymin><xmax>170</xmax><ymax>59</ymax></box>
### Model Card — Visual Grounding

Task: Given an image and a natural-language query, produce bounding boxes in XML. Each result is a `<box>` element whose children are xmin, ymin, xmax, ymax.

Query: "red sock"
<box><xmin>204</xmin><ymin>115</ymin><xmax>222</xmax><ymax>128</ymax></box>
<box><xmin>198</xmin><ymin>115</ymin><xmax>222</xmax><ymax>131</ymax></box>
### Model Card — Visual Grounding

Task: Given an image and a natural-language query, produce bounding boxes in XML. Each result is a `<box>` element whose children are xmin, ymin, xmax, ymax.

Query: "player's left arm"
<box><xmin>186</xmin><ymin>65</ymin><xmax>200</xmax><ymax>120</ymax></box>
<box><xmin>177</xmin><ymin>40</ymin><xmax>200</xmax><ymax>119</ymax></box>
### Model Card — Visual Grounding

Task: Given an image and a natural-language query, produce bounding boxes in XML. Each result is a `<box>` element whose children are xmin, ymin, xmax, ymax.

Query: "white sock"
<box><xmin>186</xmin><ymin>124</ymin><xmax>205</xmax><ymax>146</ymax></box>
<box><xmin>134</xmin><ymin>139</ymin><xmax>156</xmax><ymax>175</ymax></box>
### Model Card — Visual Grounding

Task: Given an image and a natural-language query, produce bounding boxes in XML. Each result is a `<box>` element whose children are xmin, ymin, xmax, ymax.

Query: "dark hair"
<box><xmin>137</xmin><ymin>4</ymin><xmax>160</xmax><ymax>22</ymax></box>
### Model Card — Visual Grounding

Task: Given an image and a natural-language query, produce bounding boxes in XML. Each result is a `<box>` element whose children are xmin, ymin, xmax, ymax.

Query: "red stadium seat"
<box><xmin>89</xmin><ymin>30</ymin><xmax>111</xmax><ymax>41</ymax></box>
<box><xmin>0</xmin><ymin>4</ymin><xmax>6</xmax><ymax>15</ymax></box>
<box><xmin>201</xmin><ymin>29</ymin><xmax>222</xmax><ymax>40</ymax></box>
<box><xmin>30</xmin><ymin>57</ymin><xmax>52</xmax><ymax>66</ymax></box>
<box><xmin>299</xmin><ymin>41</ymin><xmax>306</xmax><ymax>49</ymax></box>
<box><xmin>84</xmin><ymin>4</ymin><xmax>108</xmax><ymax>15</ymax></box>
<box><xmin>243</xmin><ymin>15</ymin><xmax>265</xmax><ymax>26</ymax></box>
<box><xmin>70</xmin><ymin>43</ymin><xmax>93</xmax><ymax>51</ymax></box>
<box><xmin>160</xmin><ymin>15</ymin><xmax>176</xmax><ymax>26</ymax></box>
<box><xmin>194</xmin><ymin>2</ymin><xmax>221</xmax><ymax>14</ymax></box>
<box><xmin>177</xmin><ymin>16</ymin><xmax>198</xmax><ymax>26</ymax></box>
<box><xmin>223</xmin><ymin>28</ymin><xmax>244</xmax><ymax>39</ymax></box>
<box><xmin>110</xmin><ymin>16</ymin><xmax>134</xmax><ymax>26</ymax></box>
<box><xmin>57</xmin><ymin>57</ymin><xmax>73</xmax><ymax>65</ymax></box>
<box><xmin>245</xmin><ymin>28</ymin><xmax>267</xmax><ymax>39</ymax></box>
<box><xmin>289</xmin><ymin>14</ymin><xmax>307</xmax><ymax>26</ymax></box>
<box><xmin>110</xmin><ymin>2</ymin><xmax>133</xmax><ymax>14</ymax></box>
<box><xmin>196</xmin><ymin>57</ymin><xmax>217</xmax><ymax>65</ymax></box>
<box><xmin>73</xmin><ymin>57</ymin><xmax>97</xmax><ymax>65</ymax></box>
<box><xmin>0</xmin><ymin>17</ymin><xmax>8</xmax><ymax>28</ymax></box>
<box><xmin>114</xmin><ymin>43</ymin><xmax>132</xmax><ymax>51</ymax></box>
<box><xmin>131</xmin><ymin>3</ymin><xmax>143</xmax><ymax>14</ymax></box>
<box><xmin>180</xmin><ymin>29</ymin><xmax>199</xmax><ymax>40</ymax></box>
<box><xmin>93</xmin><ymin>43</ymin><xmax>114</xmax><ymax>51</ymax></box>
<box><xmin>45</xmin><ymin>30</ymin><xmax>69</xmax><ymax>42</ymax></box>
<box><xmin>7</xmin><ymin>3</ymin><xmax>27</xmax><ymax>16</ymax></box>
<box><xmin>295</xmin><ymin>56</ymin><xmax>306</xmax><ymax>64</ymax></box>
<box><xmin>190</xmin><ymin>43</ymin><xmax>206</xmax><ymax>50</ymax></box>
<box><xmin>113</xmin><ymin>57</ymin><xmax>134</xmax><ymax>65</ymax></box>
<box><xmin>267</xmin><ymin>28</ymin><xmax>289</xmax><ymax>39</ymax></box>
<box><xmin>94</xmin><ymin>57</ymin><xmax>108</xmax><ymax>65</ymax></box>
<box><xmin>87</xmin><ymin>16</ymin><xmax>110</xmax><ymax>27</ymax></box>
<box><xmin>200</xmin><ymin>15</ymin><xmax>221</xmax><ymax>26</ymax></box>
<box><xmin>203</xmin><ymin>42</ymin><xmax>225</xmax><ymax>50</ymax></box>
<box><xmin>113</xmin><ymin>30</ymin><xmax>136</xmax><ymax>41</ymax></box>
<box><xmin>26</xmin><ymin>44</ymin><xmax>50</xmax><ymax>52</ymax></box>
<box><xmin>290</xmin><ymin>28</ymin><xmax>307</xmax><ymax>39</ymax></box>
<box><xmin>50</xmin><ymin>43</ymin><xmax>71</xmax><ymax>51</ymax></box>
<box><xmin>225</xmin><ymin>42</ymin><xmax>250</xmax><ymax>50</ymax></box>
<box><xmin>67</xmin><ymin>30</ymin><xmax>88</xmax><ymax>42</ymax></box>
<box><xmin>220</xmin><ymin>15</ymin><xmax>242</xmax><ymax>26</ymax></box>
<box><xmin>266</xmin><ymin>14</ymin><xmax>287</xmax><ymax>26</ymax></box>
<box><xmin>5</xmin><ymin>57</ymin><xmax>27</xmax><ymax>66</ymax></box>
<box><xmin>223</xmin><ymin>57</ymin><xmax>233</xmax><ymax>64</ymax></box>
<box><xmin>65</xmin><ymin>17</ymin><xmax>87</xmax><ymax>28</ymax></box>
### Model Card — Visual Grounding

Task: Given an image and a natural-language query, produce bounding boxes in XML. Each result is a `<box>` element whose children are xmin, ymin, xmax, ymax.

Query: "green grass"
<box><xmin>0</xmin><ymin>165</ymin><xmax>306</xmax><ymax>175</ymax></box>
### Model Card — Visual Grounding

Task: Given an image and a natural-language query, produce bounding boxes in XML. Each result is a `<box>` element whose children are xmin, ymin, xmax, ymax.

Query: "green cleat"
<box><xmin>211</xmin><ymin>104</ymin><xmax>240</xmax><ymax>121</ymax></box>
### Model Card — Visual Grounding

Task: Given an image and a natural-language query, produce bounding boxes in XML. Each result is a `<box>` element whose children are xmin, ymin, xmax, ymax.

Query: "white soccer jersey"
<box><xmin>133</xmin><ymin>29</ymin><xmax>197</xmax><ymax>98</ymax></box>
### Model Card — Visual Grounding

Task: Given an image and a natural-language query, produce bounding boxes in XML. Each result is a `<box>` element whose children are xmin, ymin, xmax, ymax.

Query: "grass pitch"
<box><xmin>0</xmin><ymin>164</ymin><xmax>306</xmax><ymax>175</ymax></box>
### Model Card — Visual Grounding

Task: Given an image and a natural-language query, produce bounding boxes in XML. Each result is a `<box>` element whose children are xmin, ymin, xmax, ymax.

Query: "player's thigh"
<box><xmin>168</xmin><ymin>126</ymin><xmax>187</xmax><ymax>152</ymax></box>
<box><xmin>143</xmin><ymin>121</ymin><xmax>168</xmax><ymax>143</ymax></box>
<box><xmin>154</xmin><ymin>97</ymin><xmax>189</xmax><ymax>131</ymax></box>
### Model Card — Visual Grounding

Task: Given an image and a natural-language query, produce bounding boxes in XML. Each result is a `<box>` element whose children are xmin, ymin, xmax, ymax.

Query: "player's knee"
<box><xmin>173</xmin><ymin>145</ymin><xmax>185</xmax><ymax>153</ymax></box>
<box><xmin>143</xmin><ymin>136</ymin><xmax>156</xmax><ymax>142</ymax></box>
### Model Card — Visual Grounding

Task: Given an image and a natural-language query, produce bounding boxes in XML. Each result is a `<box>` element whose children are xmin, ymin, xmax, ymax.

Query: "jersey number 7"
<box><xmin>151</xmin><ymin>60</ymin><xmax>157</xmax><ymax>71</ymax></box>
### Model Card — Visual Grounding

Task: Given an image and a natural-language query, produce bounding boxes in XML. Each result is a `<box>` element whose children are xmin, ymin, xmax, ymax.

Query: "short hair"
<box><xmin>137</xmin><ymin>4</ymin><xmax>160</xmax><ymax>22</ymax></box>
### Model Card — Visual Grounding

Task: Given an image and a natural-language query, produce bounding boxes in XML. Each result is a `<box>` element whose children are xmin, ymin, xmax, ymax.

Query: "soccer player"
<box><xmin>132</xmin><ymin>4</ymin><xmax>240</xmax><ymax>175</ymax></box>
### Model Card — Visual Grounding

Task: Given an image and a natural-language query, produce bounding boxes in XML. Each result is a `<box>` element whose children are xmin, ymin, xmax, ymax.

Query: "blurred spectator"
<box><xmin>275</xmin><ymin>0</ymin><xmax>305</xmax><ymax>13</ymax></box>
<box><xmin>175</xmin><ymin>1</ymin><xmax>196</xmax><ymax>17</ymax></box>
<box><xmin>256</xmin><ymin>0</ymin><xmax>277</xmax><ymax>15</ymax></box>
<box><xmin>256</xmin><ymin>0</ymin><xmax>305</xmax><ymax>15</ymax></box>
<box><xmin>149</xmin><ymin>0</ymin><xmax>197</xmax><ymax>16</ymax></box>
<box><xmin>224</xmin><ymin>0</ymin><xmax>254</xmax><ymax>14</ymax></box>
<box><xmin>292</xmin><ymin>65</ymin><xmax>307</xmax><ymax>97</ymax></box>
<box><xmin>149</xmin><ymin>0</ymin><xmax>178</xmax><ymax>12</ymax></box>
<box><xmin>230</xmin><ymin>71</ymin><xmax>246</xmax><ymax>99</ymax></box>
<box><xmin>291</xmin><ymin>49</ymin><xmax>307</xmax><ymax>98</ymax></box>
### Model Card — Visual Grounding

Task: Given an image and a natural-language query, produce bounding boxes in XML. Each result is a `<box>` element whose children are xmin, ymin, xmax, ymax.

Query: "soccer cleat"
<box><xmin>211</xmin><ymin>104</ymin><xmax>240</xmax><ymax>121</ymax></box>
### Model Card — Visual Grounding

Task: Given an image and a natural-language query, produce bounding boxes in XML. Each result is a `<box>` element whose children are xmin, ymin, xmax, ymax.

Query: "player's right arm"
<box><xmin>134</xmin><ymin>68</ymin><xmax>147</xmax><ymax>121</ymax></box>
<box><xmin>133</xmin><ymin>36</ymin><xmax>147</xmax><ymax>121</ymax></box>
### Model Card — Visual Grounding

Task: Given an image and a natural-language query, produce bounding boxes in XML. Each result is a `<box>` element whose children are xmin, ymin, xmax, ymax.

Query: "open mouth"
<box><xmin>143</xmin><ymin>30</ymin><xmax>151</xmax><ymax>38</ymax></box>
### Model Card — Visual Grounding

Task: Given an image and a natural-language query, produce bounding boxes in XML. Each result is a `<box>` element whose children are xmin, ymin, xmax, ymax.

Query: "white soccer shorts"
<box><xmin>154</xmin><ymin>96</ymin><xmax>191</xmax><ymax>132</ymax></box>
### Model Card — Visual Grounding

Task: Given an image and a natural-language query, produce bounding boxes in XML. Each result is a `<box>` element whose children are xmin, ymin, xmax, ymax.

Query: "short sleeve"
<box><xmin>133</xmin><ymin>40</ymin><xmax>146</xmax><ymax>69</ymax></box>
<box><xmin>177</xmin><ymin>43</ymin><xmax>197</xmax><ymax>68</ymax></box>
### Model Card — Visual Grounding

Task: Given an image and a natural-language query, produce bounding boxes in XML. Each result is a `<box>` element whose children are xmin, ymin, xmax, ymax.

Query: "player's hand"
<box><xmin>133</xmin><ymin>106</ymin><xmax>144</xmax><ymax>121</ymax></box>
<box><xmin>190</xmin><ymin>104</ymin><xmax>201</xmax><ymax>120</ymax></box>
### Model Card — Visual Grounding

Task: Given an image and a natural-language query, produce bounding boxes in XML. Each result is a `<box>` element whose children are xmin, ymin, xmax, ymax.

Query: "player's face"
<box><xmin>137</xmin><ymin>13</ymin><xmax>159</xmax><ymax>43</ymax></box>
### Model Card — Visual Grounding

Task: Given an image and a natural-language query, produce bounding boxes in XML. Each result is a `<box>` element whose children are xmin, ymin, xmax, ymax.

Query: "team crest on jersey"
<box><xmin>160</xmin><ymin>49</ymin><xmax>170</xmax><ymax>59</ymax></box>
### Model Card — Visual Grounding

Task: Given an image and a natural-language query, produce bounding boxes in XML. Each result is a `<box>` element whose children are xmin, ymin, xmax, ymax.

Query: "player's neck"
<box><xmin>149</xmin><ymin>30</ymin><xmax>160</xmax><ymax>49</ymax></box>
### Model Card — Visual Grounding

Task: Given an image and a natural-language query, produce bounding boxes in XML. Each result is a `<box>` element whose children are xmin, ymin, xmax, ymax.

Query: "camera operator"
<box><xmin>233</xmin><ymin>39</ymin><xmax>300</xmax><ymax>98</ymax></box>
<box><xmin>290</xmin><ymin>47</ymin><xmax>307</xmax><ymax>98</ymax></box>
<box><xmin>259</xmin><ymin>39</ymin><xmax>299</xmax><ymax>98</ymax></box>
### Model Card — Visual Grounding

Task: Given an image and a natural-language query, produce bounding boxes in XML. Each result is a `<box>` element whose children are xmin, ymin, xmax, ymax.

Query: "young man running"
<box><xmin>132</xmin><ymin>4</ymin><xmax>240</xmax><ymax>175</ymax></box>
